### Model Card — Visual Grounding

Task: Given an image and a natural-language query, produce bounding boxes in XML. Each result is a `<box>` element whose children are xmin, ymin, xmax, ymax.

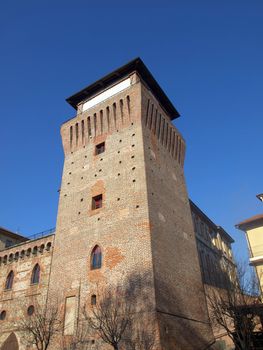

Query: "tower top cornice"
<box><xmin>66</xmin><ymin>57</ymin><xmax>180</xmax><ymax>121</ymax></box>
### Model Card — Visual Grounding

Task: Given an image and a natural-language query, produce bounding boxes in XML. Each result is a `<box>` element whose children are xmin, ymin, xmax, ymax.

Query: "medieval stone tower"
<box><xmin>48</xmin><ymin>58</ymin><xmax>214</xmax><ymax>349</ymax></box>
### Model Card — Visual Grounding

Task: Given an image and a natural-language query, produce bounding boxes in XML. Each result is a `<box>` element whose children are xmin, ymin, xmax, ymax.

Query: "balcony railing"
<box><xmin>26</xmin><ymin>227</ymin><xmax>56</xmax><ymax>241</ymax></box>
<box><xmin>0</xmin><ymin>228</ymin><xmax>56</xmax><ymax>252</ymax></box>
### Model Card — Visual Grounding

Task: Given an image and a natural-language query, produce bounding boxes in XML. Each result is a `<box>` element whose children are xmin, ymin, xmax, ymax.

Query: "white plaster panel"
<box><xmin>83</xmin><ymin>78</ymin><xmax>131</xmax><ymax>111</ymax></box>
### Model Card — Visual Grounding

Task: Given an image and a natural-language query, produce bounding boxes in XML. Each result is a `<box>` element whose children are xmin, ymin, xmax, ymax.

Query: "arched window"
<box><xmin>31</xmin><ymin>264</ymin><xmax>40</xmax><ymax>284</ymax></box>
<box><xmin>91</xmin><ymin>246</ymin><xmax>102</xmax><ymax>270</ymax></box>
<box><xmin>0</xmin><ymin>310</ymin><xmax>6</xmax><ymax>320</ymax></box>
<box><xmin>5</xmin><ymin>271</ymin><xmax>14</xmax><ymax>290</ymax></box>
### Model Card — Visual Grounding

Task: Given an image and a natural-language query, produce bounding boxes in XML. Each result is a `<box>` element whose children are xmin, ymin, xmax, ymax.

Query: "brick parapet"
<box><xmin>0</xmin><ymin>234</ymin><xmax>54</xmax><ymax>267</ymax></box>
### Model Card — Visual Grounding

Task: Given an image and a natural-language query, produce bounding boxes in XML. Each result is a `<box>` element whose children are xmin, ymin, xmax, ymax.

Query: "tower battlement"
<box><xmin>61</xmin><ymin>59</ymin><xmax>185</xmax><ymax>168</ymax></box>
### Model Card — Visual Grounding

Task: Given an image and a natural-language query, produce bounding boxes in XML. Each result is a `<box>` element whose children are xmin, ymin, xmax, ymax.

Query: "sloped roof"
<box><xmin>0</xmin><ymin>226</ymin><xmax>27</xmax><ymax>241</ymax></box>
<box><xmin>66</xmin><ymin>57</ymin><xmax>180</xmax><ymax>120</ymax></box>
<box><xmin>236</xmin><ymin>214</ymin><xmax>263</xmax><ymax>230</ymax></box>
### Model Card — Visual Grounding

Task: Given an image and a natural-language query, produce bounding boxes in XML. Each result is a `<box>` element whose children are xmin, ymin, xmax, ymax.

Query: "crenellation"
<box><xmin>142</xmin><ymin>85</ymin><xmax>185</xmax><ymax>167</ymax></box>
<box><xmin>0</xmin><ymin>235</ymin><xmax>54</xmax><ymax>267</ymax></box>
<box><xmin>63</xmin><ymin>91</ymin><xmax>135</xmax><ymax>156</ymax></box>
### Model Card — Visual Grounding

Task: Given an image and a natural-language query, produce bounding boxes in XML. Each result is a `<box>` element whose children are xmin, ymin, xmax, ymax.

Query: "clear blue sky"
<box><xmin>0</xmin><ymin>1</ymin><xmax>262</xmax><ymax>263</ymax></box>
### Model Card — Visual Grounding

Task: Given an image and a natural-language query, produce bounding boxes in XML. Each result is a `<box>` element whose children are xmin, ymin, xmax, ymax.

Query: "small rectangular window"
<box><xmin>92</xmin><ymin>194</ymin><xmax>103</xmax><ymax>210</ymax></box>
<box><xmin>95</xmin><ymin>142</ymin><xmax>105</xmax><ymax>155</ymax></box>
<box><xmin>5</xmin><ymin>240</ymin><xmax>13</xmax><ymax>248</ymax></box>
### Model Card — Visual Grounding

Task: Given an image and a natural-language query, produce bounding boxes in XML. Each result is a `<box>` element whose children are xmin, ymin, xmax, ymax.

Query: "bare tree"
<box><xmin>206</xmin><ymin>262</ymin><xmax>263</xmax><ymax>350</ymax></box>
<box><xmin>126</xmin><ymin>323</ymin><xmax>156</xmax><ymax>350</ymax></box>
<box><xmin>84</xmin><ymin>272</ymin><xmax>156</xmax><ymax>350</ymax></box>
<box><xmin>61</xmin><ymin>319</ymin><xmax>92</xmax><ymax>350</ymax></box>
<box><xmin>18</xmin><ymin>299</ymin><xmax>62</xmax><ymax>350</ymax></box>
<box><xmin>84</xmin><ymin>289</ymin><xmax>132</xmax><ymax>350</ymax></box>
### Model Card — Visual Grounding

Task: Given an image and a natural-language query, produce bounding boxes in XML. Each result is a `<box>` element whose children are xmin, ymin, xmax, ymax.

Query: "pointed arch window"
<box><xmin>91</xmin><ymin>246</ymin><xmax>102</xmax><ymax>270</ymax></box>
<box><xmin>31</xmin><ymin>264</ymin><xmax>40</xmax><ymax>284</ymax></box>
<box><xmin>5</xmin><ymin>271</ymin><xmax>14</xmax><ymax>290</ymax></box>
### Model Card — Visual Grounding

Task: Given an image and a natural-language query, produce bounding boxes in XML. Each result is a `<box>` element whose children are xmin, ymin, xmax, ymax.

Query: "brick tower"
<box><xmin>49</xmin><ymin>58</ymin><xmax>214</xmax><ymax>349</ymax></box>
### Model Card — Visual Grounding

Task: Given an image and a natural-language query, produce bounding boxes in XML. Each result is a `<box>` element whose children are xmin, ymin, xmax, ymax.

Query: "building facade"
<box><xmin>236</xmin><ymin>194</ymin><xmax>263</xmax><ymax>294</ymax></box>
<box><xmin>0</xmin><ymin>58</ymin><xmax>235</xmax><ymax>350</ymax></box>
<box><xmin>191</xmin><ymin>201</ymin><xmax>235</xmax><ymax>289</ymax></box>
<box><xmin>190</xmin><ymin>201</ymin><xmax>236</xmax><ymax>350</ymax></box>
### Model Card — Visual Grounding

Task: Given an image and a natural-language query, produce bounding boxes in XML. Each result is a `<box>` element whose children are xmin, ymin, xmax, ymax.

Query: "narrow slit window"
<box><xmin>178</xmin><ymin>138</ymin><xmax>181</xmax><ymax>164</ymax></box>
<box><xmin>87</xmin><ymin>117</ymin><xmax>92</xmax><ymax>137</ymax></box>
<box><xmin>151</xmin><ymin>107</ymin><xmax>156</xmax><ymax>132</ymax></box>
<box><xmin>106</xmin><ymin>107</ymin><xmax>110</xmax><ymax>131</ymax></box>
<box><xmin>100</xmin><ymin>110</ymin><xmax>103</xmax><ymax>134</ymax></box>
<box><xmin>94</xmin><ymin>114</ymin><xmax>97</xmax><ymax>136</ymax></box>
<box><xmin>75</xmin><ymin>123</ymin><xmax>79</xmax><ymax>145</ymax></box>
<box><xmin>149</xmin><ymin>104</ymin><xmax>154</xmax><ymax>130</ymax></box>
<box><xmin>113</xmin><ymin>103</ymin><xmax>117</xmax><ymax>128</ymax></box>
<box><xmin>95</xmin><ymin>142</ymin><xmax>105</xmax><ymax>155</ymax></box>
<box><xmin>165</xmin><ymin>123</ymin><xmax>169</xmax><ymax>147</ymax></box>
<box><xmin>157</xmin><ymin>113</ymin><xmax>162</xmax><ymax>139</ymax></box>
<box><xmin>92</xmin><ymin>194</ymin><xmax>103</xmax><ymax>210</ymax></box>
<box><xmin>153</xmin><ymin>109</ymin><xmax>158</xmax><ymax>135</ymax></box>
<box><xmin>70</xmin><ymin>126</ymin><xmax>73</xmax><ymax>148</ymax></box>
<box><xmin>168</xmin><ymin>127</ymin><xmax>172</xmax><ymax>152</ymax></box>
<box><xmin>161</xmin><ymin>118</ymin><xmax>165</xmax><ymax>145</ymax></box>
<box><xmin>81</xmin><ymin>120</ymin><xmax>85</xmax><ymax>144</ymax></box>
<box><xmin>120</xmin><ymin>99</ymin><xmax>124</xmax><ymax>123</ymax></box>
<box><xmin>126</xmin><ymin>95</ymin><xmax>130</xmax><ymax>116</ymax></box>
<box><xmin>145</xmin><ymin>99</ymin><xmax>150</xmax><ymax>125</ymax></box>
<box><xmin>171</xmin><ymin>131</ymin><xmax>176</xmax><ymax>156</ymax></box>
<box><xmin>175</xmin><ymin>135</ymin><xmax>179</xmax><ymax>159</ymax></box>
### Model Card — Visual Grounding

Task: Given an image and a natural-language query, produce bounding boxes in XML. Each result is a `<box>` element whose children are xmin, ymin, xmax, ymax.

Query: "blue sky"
<box><xmin>0</xmin><ymin>1</ymin><xmax>262</xmax><ymax>263</ymax></box>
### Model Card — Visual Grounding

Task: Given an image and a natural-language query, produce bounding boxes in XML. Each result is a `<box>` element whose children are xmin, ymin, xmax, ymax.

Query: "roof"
<box><xmin>189</xmin><ymin>200</ymin><xmax>234</xmax><ymax>243</ymax></box>
<box><xmin>236</xmin><ymin>214</ymin><xmax>263</xmax><ymax>230</ymax></box>
<box><xmin>217</xmin><ymin>226</ymin><xmax>234</xmax><ymax>244</ymax></box>
<box><xmin>66</xmin><ymin>57</ymin><xmax>180</xmax><ymax>120</ymax></box>
<box><xmin>0</xmin><ymin>226</ymin><xmax>27</xmax><ymax>241</ymax></box>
